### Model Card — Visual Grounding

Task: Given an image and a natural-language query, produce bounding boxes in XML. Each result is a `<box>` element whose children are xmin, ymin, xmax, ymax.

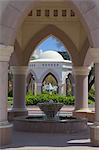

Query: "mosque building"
<box><xmin>27</xmin><ymin>50</ymin><xmax>72</xmax><ymax>95</ymax></box>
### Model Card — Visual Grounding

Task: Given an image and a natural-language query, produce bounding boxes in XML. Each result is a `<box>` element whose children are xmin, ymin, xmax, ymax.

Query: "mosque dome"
<box><xmin>39</xmin><ymin>50</ymin><xmax>64</xmax><ymax>61</ymax></box>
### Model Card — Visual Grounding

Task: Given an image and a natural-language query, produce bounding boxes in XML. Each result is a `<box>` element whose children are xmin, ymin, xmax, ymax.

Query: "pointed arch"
<box><xmin>23</xmin><ymin>24</ymin><xmax>79</xmax><ymax>65</ymax></box>
<box><xmin>27</xmin><ymin>69</ymin><xmax>38</xmax><ymax>82</ymax></box>
<box><xmin>41</xmin><ymin>72</ymin><xmax>59</xmax><ymax>93</ymax></box>
<box><xmin>39</xmin><ymin>68</ymin><xmax>61</xmax><ymax>84</ymax></box>
<box><xmin>42</xmin><ymin>72</ymin><xmax>58</xmax><ymax>85</ymax></box>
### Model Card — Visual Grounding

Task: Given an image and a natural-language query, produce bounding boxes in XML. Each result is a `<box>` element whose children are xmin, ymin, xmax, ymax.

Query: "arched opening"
<box><xmin>32</xmin><ymin>35</ymin><xmax>70</xmax><ymax>58</ymax></box>
<box><xmin>42</xmin><ymin>72</ymin><xmax>58</xmax><ymax>94</ymax></box>
<box><xmin>30</xmin><ymin>34</ymin><xmax>71</xmax><ymax>61</ymax></box>
<box><xmin>28</xmin><ymin>34</ymin><xmax>72</xmax><ymax>95</ymax></box>
<box><xmin>26</xmin><ymin>72</ymin><xmax>36</xmax><ymax>95</ymax></box>
<box><xmin>24</xmin><ymin>24</ymin><xmax>78</xmax><ymax>66</ymax></box>
<box><xmin>66</xmin><ymin>73</ymin><xmax>75</xmax><ymax>96</ymax></box>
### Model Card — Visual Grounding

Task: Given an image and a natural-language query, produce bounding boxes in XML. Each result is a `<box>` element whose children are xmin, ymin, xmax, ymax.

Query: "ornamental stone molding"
<box><xmin>73</xmin><ymin>66</ymin><xmax>90</xmax><ymax>76</ymax></box>
<box><xmin>0</xmin><ymin>44</ymin><xmax>13</xmax><ymax>61</ymax></box>
<box><xmin>89</xmin><ymin>48</ymin><xmax>99</xmax><ymax>63</ymax></box>
<box><xmin>11</xmin><ymin>66</ymin><xmax>28</xmax><ymax>75</ymax></box>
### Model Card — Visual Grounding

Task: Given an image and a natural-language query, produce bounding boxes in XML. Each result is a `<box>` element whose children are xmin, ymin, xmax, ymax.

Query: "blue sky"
<box><xmin>36</xmin><ymin>36</ymin><xmax>66</xmax><ymax>52</ymax></box>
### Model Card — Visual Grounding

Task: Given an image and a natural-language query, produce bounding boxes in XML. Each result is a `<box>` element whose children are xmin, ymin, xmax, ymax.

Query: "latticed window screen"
<box><xmin>36</xmin><ymin>10</ymin><xmax>41</xmax><ymax>16</ymax></box>
<box><xmin>54</xmin><ymin>10</ymin><xmax>58</xmax><ymax>17</ymax></box>
<box><xmin>62</xmin><ymin>10</ymin><xmax>67</xmax><ymax>17</ymax></box>
<box><xmin>45</xmin><ymin>10</ymin><xmax>50</xmax><ymax>17</ymax></box>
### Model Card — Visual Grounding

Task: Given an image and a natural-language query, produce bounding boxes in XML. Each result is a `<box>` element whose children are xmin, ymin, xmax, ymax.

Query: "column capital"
<box><xmin>89</xmin><ymin>48</ymin><xmax>99</xmax><ymax>63</ymax></box>
<box><xmin>73</xmin><ymin>66</ymin><xmax>90</xmax><ymax>75</ymax></box>
<box><xmin>0</xmin><ymin>44</ymin><xmax>13</xmax><ymax>61</ymax></box>
<box><xmin>11</xmin><ymin>66</ymin><xmax>28</xmax><ymax>75</ymax></box>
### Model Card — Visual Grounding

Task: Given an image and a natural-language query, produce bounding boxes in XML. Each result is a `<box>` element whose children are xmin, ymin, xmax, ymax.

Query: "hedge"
<box><xmin>25</xmin><ymin>92</ymin><xmax>94</xmax><ymax>106</ymax></box>
<box><xmin>8</xmin><ymin>92</ymin><xmax>95</xmax><ymax>106</ymax></box>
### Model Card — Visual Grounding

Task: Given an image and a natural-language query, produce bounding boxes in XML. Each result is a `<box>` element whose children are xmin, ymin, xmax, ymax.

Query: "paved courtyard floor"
<box><xmin>3</xmin><ymin>128</ymin><xmax>99</xmax><ymax>150</ymax></box>
<box><xmin>3</xmin><ymin>105</ymin><xmax>98</xmax><ymax>150</ymax></box>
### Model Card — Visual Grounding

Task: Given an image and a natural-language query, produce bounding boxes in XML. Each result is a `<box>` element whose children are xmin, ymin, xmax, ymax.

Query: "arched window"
<box><xmin>42</xmin><ymin>73</ymin><xmax>58</xmax><ymax>94</ymax></box>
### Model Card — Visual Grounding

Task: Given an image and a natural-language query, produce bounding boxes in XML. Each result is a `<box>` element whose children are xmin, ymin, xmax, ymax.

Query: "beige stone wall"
<box><xmin>16</xmin><ymin>2</ymin><xmax>87</xmax><ymax>53</ymax></box>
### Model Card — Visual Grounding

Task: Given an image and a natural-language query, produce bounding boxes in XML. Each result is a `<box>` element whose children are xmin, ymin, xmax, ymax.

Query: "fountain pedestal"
<box><xmin>37</xmin><ymin>100</ymin><xmax>63</xmax><ymax>120</ymax></box>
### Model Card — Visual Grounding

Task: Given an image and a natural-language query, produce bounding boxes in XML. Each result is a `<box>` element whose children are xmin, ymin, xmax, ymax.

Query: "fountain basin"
<box><xmin>13</xmin><ymin>115</ymin><xmax>88</xmax><ymax>134</ymax></box>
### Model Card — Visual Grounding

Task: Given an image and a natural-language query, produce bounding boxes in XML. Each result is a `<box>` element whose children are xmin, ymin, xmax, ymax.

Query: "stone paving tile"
<box><xmin>2</xmin><ymin>129</ymin><xmax>99</xmax><ymax>150</ymax></box>
<box><xmin>4</xmin><ymin>147</ymin><xmax>99</xmax><ymax>150</ymax></box>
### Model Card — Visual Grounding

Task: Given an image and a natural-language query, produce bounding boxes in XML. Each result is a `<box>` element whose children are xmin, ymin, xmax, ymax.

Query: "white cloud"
<box><xmin>32</xmin><ymin>49</ymin><xmax>43</xmax><ymax>58</ymax></box>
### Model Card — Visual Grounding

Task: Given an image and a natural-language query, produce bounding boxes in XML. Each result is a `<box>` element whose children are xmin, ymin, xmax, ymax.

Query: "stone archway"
<box><xmin>1</xmin><ymin>0</ymin><xmax>99</xmax><ymax>49</ymax></box>
<box><xmin>23</xmin><ymin>24</ymin><xmax>78</xmax><ymax>66</ymax></box>
<box><xmin>11</xmin><ymin>28</ymin><xmax>90</xmax><ymax>67</ymax></box>
<box><xmin>39</xmin><ymin>68</ymin><xmax>61</xmax><ymax>84</ymax></box>
<box><xmin>39</xmin><ymin>69</ymin><xmax>62</xmax><ymax>94</ymax></box>
<box><xmin>1</xmin><ymin>0</ymin><xmax>99</xmax><ymax>147</ymax></box>
<box><xmin>4</xmin><ymin>0</ymin><xmax>98</xmax><ymax>67</ymax></box>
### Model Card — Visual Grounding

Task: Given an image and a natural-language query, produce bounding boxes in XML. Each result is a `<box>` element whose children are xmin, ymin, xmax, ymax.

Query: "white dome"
<box><xmin>39</xmin><ymin>51</ymin><xmax>64</xmax><ymax>60</ymax></box>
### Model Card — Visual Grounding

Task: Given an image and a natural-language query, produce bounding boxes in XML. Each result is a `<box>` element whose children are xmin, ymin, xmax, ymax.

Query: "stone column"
<box><xmin>35</xmin><ymin>82</ymin><xmax>42</xmax><ymax>94</ymax></box>
<box><xmin>62</xmin><ymin>83</ymin><xmax>66</xmax><ymax>95</ymax></box>
<box><xmin>10</xmin><ymin>66</ymin><xmax>28</xmax><ymax>118</ymax></box>
<box><xmin>66</xmin><ymin>78</ymin><xmax>69</xmax><ymax>96</ymax></box>
<box><xmin>72</xmin><ymin>83</ymin><xmax>75</xmax><ymax>96</ymax></box>
<box><xmin>0</xmin><ymin>45</ymin><xmax>13</xmax><ymax>146</ymax></box>
<box><xmin>58</xmin><ymin>82</ymin><xmax>64</xmax><ymax>95</ymax></box>
<box><xmin>89</xmin><ymin>48</ymin><xmax>99</xmax><ymax>146</ymax></box>
<box><xmin>33</xmin><ymin>82</ymin><xmax>36</xmax><ymax>95</ymax></box>
<box><xmin>58</xmin><ymin>85</ymin><xmax>61</xmax><ymax>94</ymax></box>
<box><xmin>73</xmin><ymin>66</ymin><xmax>90</xmax><ymax>112</ymax></box>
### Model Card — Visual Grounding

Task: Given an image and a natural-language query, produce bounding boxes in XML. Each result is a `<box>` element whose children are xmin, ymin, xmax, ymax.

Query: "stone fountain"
<box><xmin>37</xmin><ymin>100</ymin><xmax>63</xmax><ymax>120</ymax></box>
<box><xmin>14</xmin><ymin>100</ymin><xmax>88</xmax><ymax>134</ymax></box>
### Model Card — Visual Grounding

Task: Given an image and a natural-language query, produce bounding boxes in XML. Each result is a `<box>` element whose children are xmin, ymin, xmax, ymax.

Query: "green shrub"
<box><xmin>88</xmin><ymin>99</ymin><xmax>94</xmax><ymax>104</ymax></box>
<box><xmin>8</xmin><ymin>97</ymin><xmax>13</xmax><ymax>106</ymax></box>
<box><xmin>8</xmin><ymin>97</ymin><xmax>13</xmax><ymax>101</ymax></box>
<box><xmin>8</xmin><ymin>92</ymin><xmax>95</xmax><ymax>106</ymax></box>
<box><xmin>25</xmin><ymin>93</ymin><xmax>75</xmax><ymax>105</ymax></box>
<box><xmin>88</xmin><ymin>87</ymin><xmax>95</xmax><ymax>101</ymax></box>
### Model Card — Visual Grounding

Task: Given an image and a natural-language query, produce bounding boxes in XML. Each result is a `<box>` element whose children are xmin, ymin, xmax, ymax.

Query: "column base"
<box><xmin>73</xmin><ymin>109</ymin><xmax>94</xmax><ymax>122</ymax></box>
<box><xmin>8</xmin><ymin>108</ymin><xmax>28</xmax><ymax>121</ymax></box>
<box><xmin>0</xmin><ymin>122</ymin><xmax>13</xmax><ymax>147</ymax></box>
<box><xmin>90</xmin><ymin>123</ymin><xmax>99</xmax><ymax>146</ymax></box>
<box><xmin>74</xmin><ymin>108</ymin><xmax>91</xmax><ymax>112</ymax></box>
